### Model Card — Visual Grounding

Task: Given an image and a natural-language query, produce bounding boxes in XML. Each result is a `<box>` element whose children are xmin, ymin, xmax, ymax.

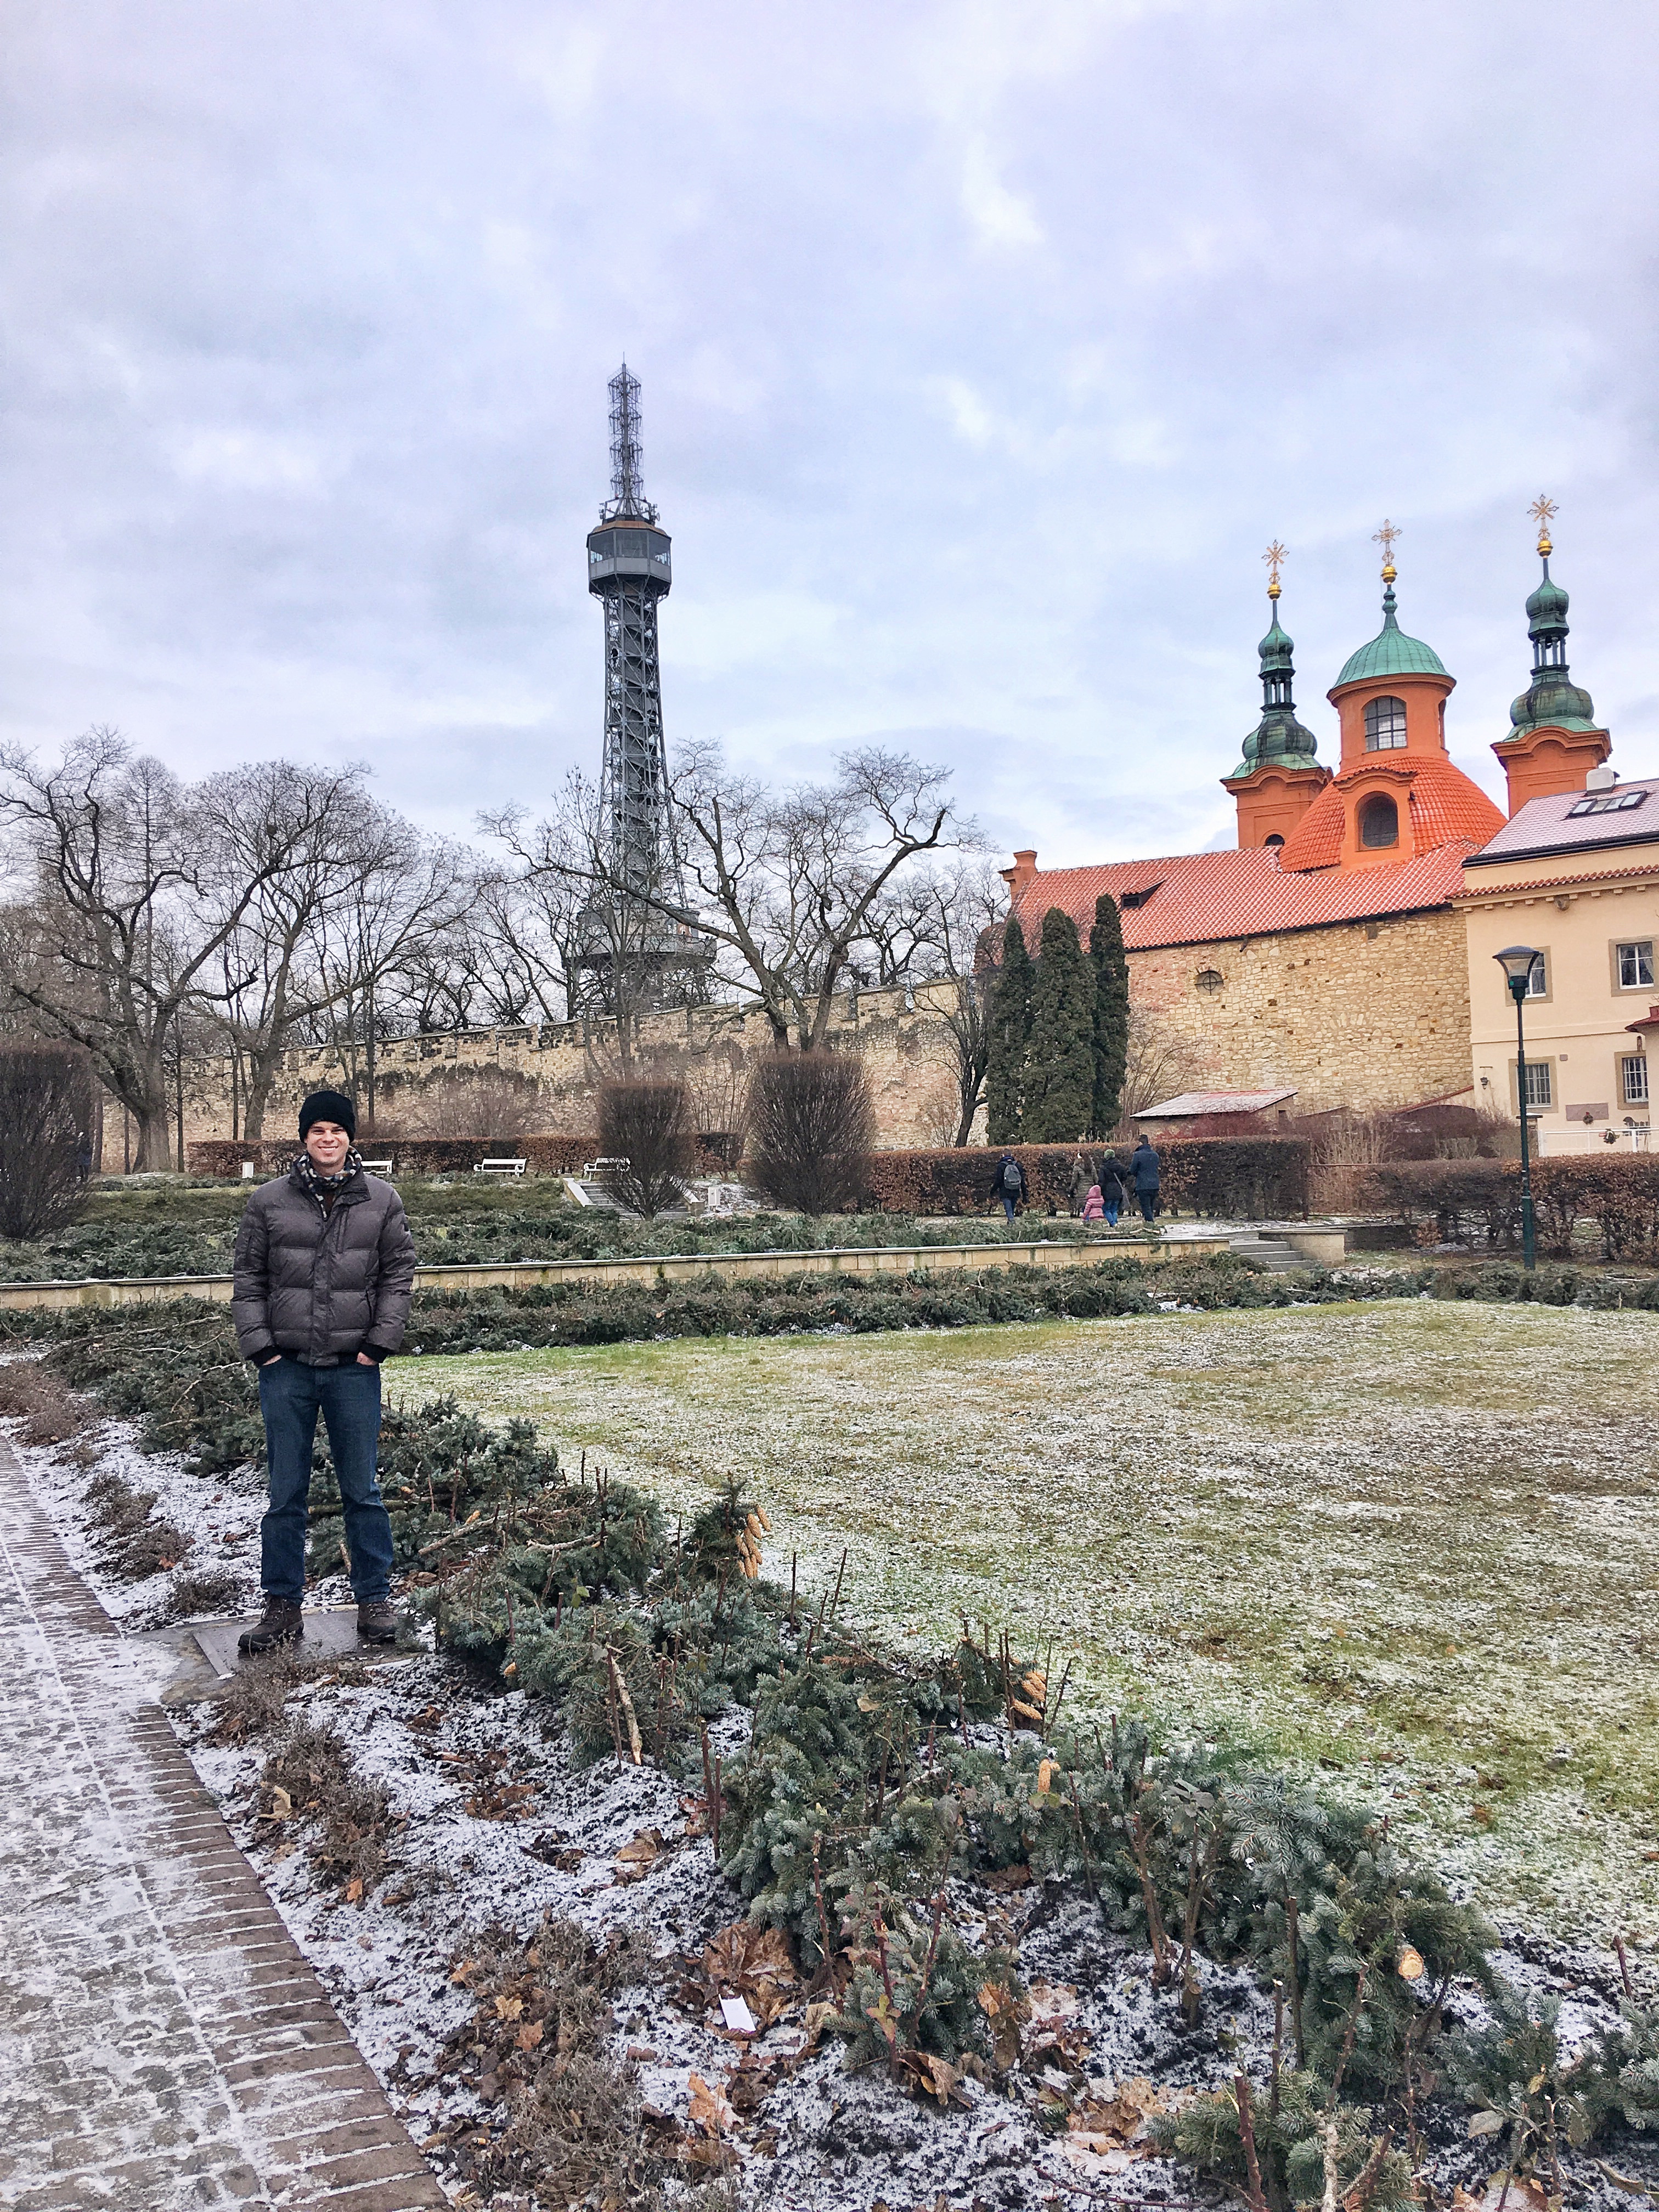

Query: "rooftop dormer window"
<box><xmin>1364</xmin><ymin>696</ymin><xmax>1408</xmax><ymax>752</ymax></box>
<box><xmin>1358</xmin><ymin>792</ymin><xmax>1399</xmax><ymax>848</ymax></box>
<box><xmin>1567</xmin><ymin>789</ymin><xmax>1647</xmax><ymax>817</ymax></box>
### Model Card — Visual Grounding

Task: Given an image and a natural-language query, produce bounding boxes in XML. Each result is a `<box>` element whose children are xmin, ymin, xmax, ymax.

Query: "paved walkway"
<box><xmin>0</xmin><ymin>1439</ymin><xmax>446</xmax><ymax>2211</ymax></box>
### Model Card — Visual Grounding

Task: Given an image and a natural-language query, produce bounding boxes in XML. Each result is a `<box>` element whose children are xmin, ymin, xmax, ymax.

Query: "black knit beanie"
<box><xmin>298</xmin><ymin>1088</ymin><xmax>358</xmax><ymax>1141</ymax></box>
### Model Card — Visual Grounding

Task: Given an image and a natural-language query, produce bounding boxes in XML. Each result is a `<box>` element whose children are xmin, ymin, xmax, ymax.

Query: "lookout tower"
<box><xmin>571</xmin><ymin>366</ymin><xmax>707</xmax><ymax>1014</ymax></box>
<box><xmin>587</xmin><ymin>364</ymin><xmax>678</xmax><ymax>899</ymax></box>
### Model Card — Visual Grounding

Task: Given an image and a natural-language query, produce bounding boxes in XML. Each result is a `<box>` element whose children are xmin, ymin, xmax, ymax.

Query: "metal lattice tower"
<box><xmin>573</xmin><ymin>365</ymin><xmax>707</xmax><ymax>1013</ymax></box>
<box><xmin>588</xmin><ymin>364</ymin><xmax>678</xmax><ymax>901</ymax></box>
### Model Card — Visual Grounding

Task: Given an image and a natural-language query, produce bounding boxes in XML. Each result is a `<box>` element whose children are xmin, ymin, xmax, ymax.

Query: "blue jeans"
<box><xmin>258</xmin><ymin>1357</ymin><xmax>394</xmax><ymax>1605</ymax></box>
<box><xmin>1104</xmin><ymin>1199</ymin><xmax>1120</xmax><ymax>1226</ymax></box>
<box><xmin>1001</xmin><ymin>1194</ymin><xmax>1017</xmax><ymax>1223</ymax></box>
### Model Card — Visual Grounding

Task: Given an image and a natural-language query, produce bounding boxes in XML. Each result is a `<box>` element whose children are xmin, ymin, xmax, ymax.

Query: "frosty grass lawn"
<box><xmin>404</xmin><ymin>1297</ymin><xmax>1658</xmax><ymax>1944</ymax></box>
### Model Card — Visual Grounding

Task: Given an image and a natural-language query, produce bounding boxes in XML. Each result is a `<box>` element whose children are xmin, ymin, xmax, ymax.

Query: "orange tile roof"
<box><xmin>1277</xmin><ymin>757</ymin><xmax>1504</xmax><ymax>872</ymax></box>
<box><xmin>1454</xmin><ymin>857</ymin><xmax>1659</xmax><ymax>899</ymax></box>
<box><xmin>1012</xmin><ymin>841</ymin><xmax>1477</xmax><ymax>951</ymax></box>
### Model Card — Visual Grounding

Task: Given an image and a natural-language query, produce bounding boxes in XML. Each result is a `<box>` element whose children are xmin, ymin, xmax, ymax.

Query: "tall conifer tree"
<box><xmin>1088</xmin><ymin>891</ymin><xmax>1129</xmax><ymax>1137</ymax></box>
<box><xmin>984</xmin><ymin>912</ymin><xmax>1033</xmax><ymax>1144</ymax></box>
<box><xmin>1023</xmin><ymin>906</ymin><xmax>1094</xmax><ymax>1142</ymax></box>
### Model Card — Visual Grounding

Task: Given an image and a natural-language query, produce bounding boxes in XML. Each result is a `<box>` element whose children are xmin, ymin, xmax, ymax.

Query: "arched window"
<box><xmin>1364</xmin><ymin>695</ymin><xmax>1408</xmax><ymax>751</ymax></box>
<box><xmin>1263</xmin><ymin>832</ymin><xmax>1284</xmax><ymax>849</ymax></box>
<box><xmin>1358</xmin><ymin>793</ymin><xmax>1399</xmax><ymax>848</ymax></box>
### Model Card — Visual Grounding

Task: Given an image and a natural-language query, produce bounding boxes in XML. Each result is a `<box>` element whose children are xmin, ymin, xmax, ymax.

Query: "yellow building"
<box><xmin>1459</xmin><ymin>776</ymin><xmax>1658</xmax><ymax>1153</ymax></box>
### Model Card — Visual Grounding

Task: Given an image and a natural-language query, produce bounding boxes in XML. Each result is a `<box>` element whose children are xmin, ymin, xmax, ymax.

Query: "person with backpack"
<box><xmin>1094</xmin><ymin>1149</ymin><xmax>1126</xmax><ymax>1228</ymax></box>
<box><xmin>990</xmin><ymin>1149</ymin><xmax>1027</xmax><ymax>1223</ymax></box>
<box><xmin>230</xmin><ymin>1089</ymin><xmax>417</xmax><ymax>1655</ymax></box>
<box><xmin>1130</xmin><ymin>1135</ymin><xmax>1161</xmax><ymax>1223</ymax></box>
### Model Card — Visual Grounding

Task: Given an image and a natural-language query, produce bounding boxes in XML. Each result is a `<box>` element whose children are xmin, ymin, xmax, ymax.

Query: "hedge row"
<box><xmin>185</xmin><ymin>1132</ymin><xmax>1312</xmax><ymax>1221</ymax></box>
<box><xmin>864</xmin><ymin>1137</ymin><xmax>1311</xmax><ymax>1220</ymax></box>
<box><xmin>188</xmin><ymin>1134</ymin><xmax>597</xmax><ymax>1178</ymax></box>
<box><xmin>1375</xmin><ymin>1152</ymin><xmax>1659</xmax><ymax>1261</ymax></box>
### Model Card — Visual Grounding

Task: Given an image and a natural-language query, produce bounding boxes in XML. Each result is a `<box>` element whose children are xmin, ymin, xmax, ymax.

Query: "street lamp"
<box><xmin>1494</xmin><ymin>945</ymin><xmax>1540</xmax><ymax>1271</ymax></box>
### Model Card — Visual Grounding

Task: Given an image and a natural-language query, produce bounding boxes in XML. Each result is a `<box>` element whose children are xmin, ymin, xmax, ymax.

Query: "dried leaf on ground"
<box><xmin>615</xmin><ymin>1826</ymin><xmax>666</xmax><ymax>1881</ymax></box>
<box><xmin>702</xmin><ymin>1920</ymin><xmax>799</xmax><ymax>2027</ymax></box>
<box><xmin>1065</xmin><ymin>2074</ymin><xmax>1172</xmax><ymax>2163</ymax></box>
<box><xmin>687</xmin><ymin>2070</ymin><xmax>737</xmax><ymax>2136</ymax></box>
<box><xmin>1024</xmin><ymin>1980</ymin><xmax>1090</xmax><ymax>2070</ymax></box>
<box><xmin>895</xmin><ymin>2049</ymin><xmax>969</xmax><ymax>2108</ymax></box>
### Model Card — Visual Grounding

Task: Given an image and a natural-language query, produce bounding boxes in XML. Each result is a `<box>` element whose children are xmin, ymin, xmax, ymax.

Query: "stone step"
<box><xmin>1231</xmin><ymin>1235</ymin><xmax>1306</xmax><ymax>1272</ymax></box>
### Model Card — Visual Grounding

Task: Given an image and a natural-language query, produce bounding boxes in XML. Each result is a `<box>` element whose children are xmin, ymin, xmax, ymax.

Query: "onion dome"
<box><xmin>1510</xmin><ymin>533</ymin><xmax>1598</xmax><ymax>735</ymax></box>
<box><xmin>1228</xmin><ymin>576</ymin><xmax>1319</xmax><ymax>778</ymax></box>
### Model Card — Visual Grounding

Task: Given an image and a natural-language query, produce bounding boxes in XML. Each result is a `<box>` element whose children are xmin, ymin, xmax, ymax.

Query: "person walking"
<box><xmin>1130</xmin><ymin>1134</ymin><xmax>1161</xmax><ymax>1223</ymax></box>
<box><xmin>1080</xmin><ymin>1182</ymin><xmax>1105</xmax><ymax>1222</ymax></box>
<box><xmin>990</xmin><ymin>1148</ymin><xmax>1027</xmax><ymax>1224</ymax></box>
<box><xmin>231</xmin><ymin>1090</ymin><xmax>417</xmax><ymax>1654</ymax></box>
<box><xmin>75</xmin><ymin>1130</ymin><xmax>94</xmax><ymax>1184</ymax></box>
<box><xmin>1094</xmin><ymin>1149</ymin><xmax>1126</xmax><ymax>1228</ymax></box>
<box><xmin>1067</xmin><ymin>1151</ymin><xmax>1092</xmax><ymax>1218</ymax></box>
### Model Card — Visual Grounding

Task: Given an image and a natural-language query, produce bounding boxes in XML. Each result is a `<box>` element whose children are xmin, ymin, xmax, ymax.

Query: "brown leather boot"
<box><xmin>356</xmin><ymin>1599</ymin><xmax>397</xmax><ymax>1644</ymax></box>
<box><xmin>237</xmin><ymin>1596</ymin><xmax>303</xmax><ymax>1654</ymax></box>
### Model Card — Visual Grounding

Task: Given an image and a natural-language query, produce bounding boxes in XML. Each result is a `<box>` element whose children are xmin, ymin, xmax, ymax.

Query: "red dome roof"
<box><xmin>1277</xmin><ymin>757</ymin><xmax>1503</xmax><ymax>872</ymax></box>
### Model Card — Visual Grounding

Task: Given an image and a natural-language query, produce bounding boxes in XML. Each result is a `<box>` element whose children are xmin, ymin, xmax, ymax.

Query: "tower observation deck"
<box><xmin>572</xmin><ymin>365</ymin><xmax>708</xmax><ymax>1014</ymax></box>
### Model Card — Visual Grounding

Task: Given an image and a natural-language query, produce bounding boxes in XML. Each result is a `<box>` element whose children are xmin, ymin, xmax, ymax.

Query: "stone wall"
<box><xmin>109</xmin><ymin>982</ymin><xmax>971</xmax><ymax>1166</ymax></box>
<box><xmin>1125</xmin><ymin>905</ymin><xmax>1472</xmax><ymax>1114</ymax></box>
<box><xmin>97</xmin><ymin>908</ymin><xmax>1471</xmax><ymax>1168</ymax></box>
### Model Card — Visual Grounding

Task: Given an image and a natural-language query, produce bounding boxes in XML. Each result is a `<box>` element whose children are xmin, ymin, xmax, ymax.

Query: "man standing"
<box><xmin>231</xmin><ymin>1090</ymin><xmax>416</xmax><ymax>1654</ymax></box>
<box><xmin>1130</xmin><ymin>1134</ymin><xmax>1161</xmax><ymax>1223</ymax></box>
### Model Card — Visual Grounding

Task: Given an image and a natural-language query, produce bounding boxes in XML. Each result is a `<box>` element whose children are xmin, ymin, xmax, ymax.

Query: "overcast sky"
<box><xmin>3</xmin><ymin>1</ymin><xmax>1656</xmax><ymax>872</ymax></box>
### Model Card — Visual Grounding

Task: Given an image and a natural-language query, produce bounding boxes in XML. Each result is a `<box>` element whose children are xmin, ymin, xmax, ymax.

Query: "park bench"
<box><xmin>473</xmin><ymin>1156</ymin><xmax>528</xmax><ymax>1179</ymax></box>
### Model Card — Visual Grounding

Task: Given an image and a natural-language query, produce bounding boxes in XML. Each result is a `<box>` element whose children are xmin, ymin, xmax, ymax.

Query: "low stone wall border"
<box><xmin>0</xmin><ymin>1234</ymin><xmax>1242</xmax><ymax>1312</ymax></box>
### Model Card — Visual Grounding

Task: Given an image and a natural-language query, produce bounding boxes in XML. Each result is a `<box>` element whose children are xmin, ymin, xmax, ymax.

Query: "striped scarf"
<box><xmin>294</xmin><ymin>1148</ymin><xmax>364</xmax><ymax>1216</ymax></box>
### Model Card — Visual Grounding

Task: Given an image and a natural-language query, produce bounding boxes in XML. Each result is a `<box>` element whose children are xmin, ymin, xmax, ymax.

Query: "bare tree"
<box><xmin>194</xmin><ymin>760</ymin><xmax>411</xmax><ymax>1139</ymax></box>
<box><xmin>483</xmin><ymin>769</ymin><xmax>705</xmax><ymax>1070</ymax></box>
<box><xmin>599</xmin><ymin>1079</ymin><xmax>696</xmax><ymax>1216</ymax></box>
<box><xmin>494</xmin><ymin>744</ymin><xmax>974</xmax><ymax>1055</ymax></box>
<box><xmin>860</xmin><ymin>857</ymin><xmax>1003</xmax><ymax>1144</ymax></box>
<box><xmin>0</xmin><ymin>733</ymin><xmax>356</xmax><ymax>1169</ymax></box>
<box><xmin>0</xmin><ymin>1042</ymin><xmax>95</xmax><ymax>1237</ymax></box>
<box><xmin>746</xmin><ymin>1052</ymin><xmax>875</xmax><ymax>1214</ymax></box>
<box><xmin>306</xmin><ymin>821</ymin><xmax>471</xmax><ymax>1130</ymax></box>
<box><xmin>1118</xmin><ymin>1006</ymin><xmax>1206</xmax><ymax>1127</ymax></box>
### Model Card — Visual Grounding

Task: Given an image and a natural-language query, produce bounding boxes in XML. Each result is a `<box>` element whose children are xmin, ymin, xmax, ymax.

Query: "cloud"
<box><xmin>0</xmin><ymin>0</ymin><xmax>1655</xmax><ymax>871</ymax></box>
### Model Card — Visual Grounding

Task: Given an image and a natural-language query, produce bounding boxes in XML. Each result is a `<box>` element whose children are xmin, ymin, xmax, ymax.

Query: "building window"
<box><xmin>1616</xmin><ymin>940</ymin><xmax>1654</xmax><ymax>989</ymax></box>
<box><xmin>1525</xmin><ymin>951</ymin><xmax>1547</xmax><ymax>998</ymax></box>
<box><xmin>1357</xmin><ymin>793</ymin><xmax>1399</xmax><ymax>848</ymax></box>
<box><xmin>1568</xmin><ymin>788</ymin><xmax>1647</xmax><ymax>817</ymax></box>
<box><xmin>1364</xmin><ymin>696</ymin><xmax>1408</xmax><ymax>751</ymax></box>
<box><xmin>1521</xmin><ymin>1059</ymin><xmax>1552</xmax><ymax>1110</ymax></box>
<box><xmin>1263</xmin><ymin>832</ymin><xmax>1284</xmax><ymax>849</ymax></box>
<box><xmin>1623</xmin><ymin>1054</ymin><xmax>1649</xmax><ymax>1105</ymax></box>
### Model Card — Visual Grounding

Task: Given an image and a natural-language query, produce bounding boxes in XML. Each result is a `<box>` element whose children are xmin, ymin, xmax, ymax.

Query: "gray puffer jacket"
<box><xmin>232</xmin><ymin>1165</ymin><xmax>417</xmax><ymax>1366</ymax></box>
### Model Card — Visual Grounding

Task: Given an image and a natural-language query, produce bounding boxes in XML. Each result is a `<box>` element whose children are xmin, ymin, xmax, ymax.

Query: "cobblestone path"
<box><xmin>0</xmin><ymin>1439</ymin><xmax>447</xmax><ymax>2211</ymax></box>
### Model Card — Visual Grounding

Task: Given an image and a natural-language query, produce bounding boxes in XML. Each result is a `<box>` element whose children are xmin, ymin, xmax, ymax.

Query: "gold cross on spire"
<box><xmin>1372</xmin><ymin>518</ymin><xmax>1400</xmax><ymax>582</ymax></box>
<box><xmin>1528</xmin><ymin>494</ymin><xmax>1557</xmax><ymax>557</ymax></box>
<box><xmin>1262</xmin><ymin>540</ymin><xmax>1287</xmax><ymax>600</ymax></box>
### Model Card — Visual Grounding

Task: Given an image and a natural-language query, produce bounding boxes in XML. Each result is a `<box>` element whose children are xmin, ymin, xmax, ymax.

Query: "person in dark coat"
<box><xmin>990</xmin><ymin>1149</ymin><xmax>1027</xmax><ymax>1224</ymax></box>
<box><xmin>1094</xmin><ymin>1149</ymin><xmax>1126</xmax><ymax>1227</ymax></box>
<box><xmin>1130</xmin><ymin>1135</ymin><xmax>1161</xmax><ymax>1222</ymax></box>
<box><xmin>231</xmin><ymin>1088</ymin><xmax>417</xmax><ymax>1653</ymax></box>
